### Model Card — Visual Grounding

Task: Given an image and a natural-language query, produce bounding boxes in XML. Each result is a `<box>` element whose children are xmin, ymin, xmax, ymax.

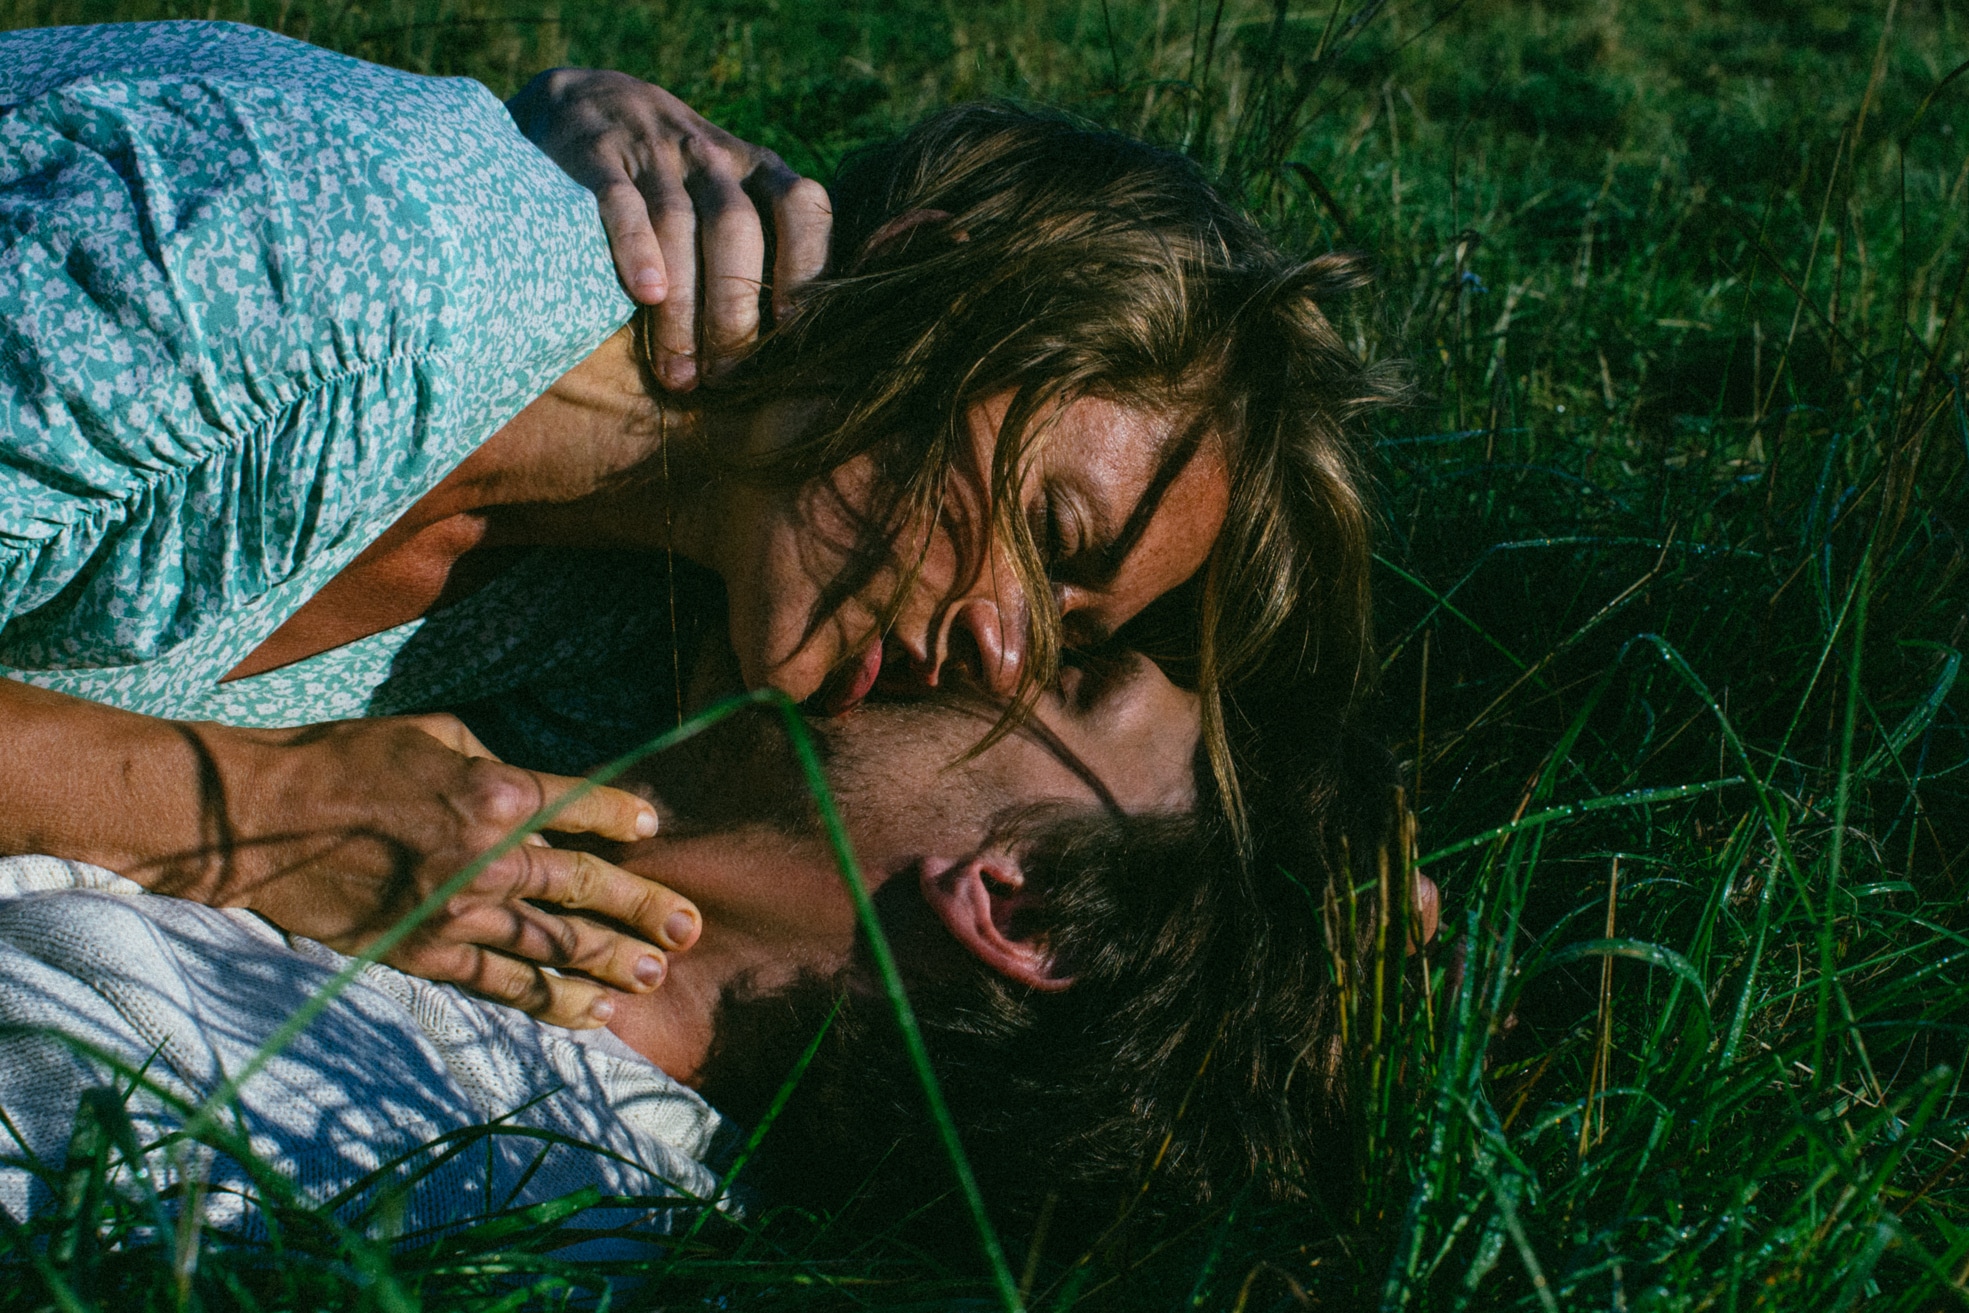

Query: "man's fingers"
<box><xmin>690</xmin><ymin>166</ymin><xmax>766</xmax><ymax>372</ymax></box>
<box><xmin>763</xmin><ymin>166</ymin><xmax>833</xmax><ymax>321</ymax></box>
<box><xmin>512</xmin><ymin>69</ymin><xmax>833</xmax><ymax>380</ymax></box>
<box><xmin>595</xmin><ymin>177</ymin><xmax>669</xmax><ymax>304</ymax></box>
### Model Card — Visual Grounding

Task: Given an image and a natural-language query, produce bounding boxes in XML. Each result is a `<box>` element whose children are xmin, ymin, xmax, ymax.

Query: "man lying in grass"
<box><xmin>0</xmin><ymin>638</ymin><xmax>1431</xmax><ymax>1251</ymax></box>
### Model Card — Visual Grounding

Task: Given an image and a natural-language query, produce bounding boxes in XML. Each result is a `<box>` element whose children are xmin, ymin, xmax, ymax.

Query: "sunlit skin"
<box><xmin>228</xmin><ymin>331</ymin><xmax>1232</xmax><ymax>717</ymax></box>
<box><xmin>712</xmin><ymin>391</ymin><xmax>1233</xmax><ymax>710</ymax></box>
<box><xmin>578</xmin><ymin>646</ymin><xmax>1439</xmax><ymax>1084</ymax></box>
<box><xmin>3</xmin><ymin>72</ymin><xmax>1267</xmax><ymax>1030</ymax></box>
<box><xmin>202</xmin><ymin>324</ymin><xmax>1230</xmax><ymax>1031</ymax></box>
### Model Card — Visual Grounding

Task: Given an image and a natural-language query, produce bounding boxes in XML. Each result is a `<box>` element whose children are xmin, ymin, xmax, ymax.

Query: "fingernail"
<box><xmin>633</xmin><ymin>268</ymin><xmax>665</xmax><ymax>300</ymax></box>
<box><xmin>589</xmin><ymin>995</ymin><xmax>617</xmax><ymax>1023</ymax></box>
<box><xmin>634</xmin><ymin>954</ymin><xmax>665</xmax><ymax>988</ymax></box>
<box><xmin>663</xmin><ymin>910</ymin><xmax>698</xmax><ymax>949</ymax></box>
<box><xmin>635</xmin><ymin>808</ymin><xmax>659</xmax><ymax>838</ymax></box>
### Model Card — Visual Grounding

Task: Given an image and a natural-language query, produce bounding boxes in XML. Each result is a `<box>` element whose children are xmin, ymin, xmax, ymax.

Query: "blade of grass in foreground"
<box><xmin>769</xmin><ymin>696</ymin><xmax>1027</xmax><ymax>1313</ymax></box>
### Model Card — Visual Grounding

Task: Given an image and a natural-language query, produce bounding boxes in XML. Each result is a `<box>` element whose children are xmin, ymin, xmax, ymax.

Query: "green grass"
<box><xmin>2</xmin><ymin>0</ymin><xmax>1966</xmax><ymax>1307</ymax></box>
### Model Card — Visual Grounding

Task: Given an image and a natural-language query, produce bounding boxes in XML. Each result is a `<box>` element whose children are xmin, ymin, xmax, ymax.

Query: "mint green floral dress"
<box><xmin>0</xmin><ymin>21</ymin><xmax>690</xmax><ymax>772</ymax></box>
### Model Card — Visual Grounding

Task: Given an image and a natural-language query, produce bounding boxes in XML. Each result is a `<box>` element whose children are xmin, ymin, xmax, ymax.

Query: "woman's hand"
<box><xmin>190</xmin><ymin>712</ymin><xmax>698</xmax><ymax>1029</ymax></box>
<box><xmin>0</xmin><ymin>672</ymin><xmax>697</xmax><ymax>1029</ymax></box>
<box><xmin>507</xmin><ymin>69</ymin><xmax>833</xmax><ymax>390</ymax></box>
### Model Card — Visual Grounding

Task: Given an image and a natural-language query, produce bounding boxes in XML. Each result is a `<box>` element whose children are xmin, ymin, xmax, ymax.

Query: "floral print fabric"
<box><xmin>0</xmin><ymin>21</ymin><xmax>661</xmax><ymax>760</ymax></box>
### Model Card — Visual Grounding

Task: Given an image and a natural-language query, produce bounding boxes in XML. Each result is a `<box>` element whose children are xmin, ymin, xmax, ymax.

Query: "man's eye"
<box><xmin>1060</xmin><ymin>638</ymin><xmax>1127</xmax><ymax>691</ymax></box>
<box><xmin>1062</xmin><ymin>609</ymin><xmax>1111</xmax><ymax>649</ymax></box>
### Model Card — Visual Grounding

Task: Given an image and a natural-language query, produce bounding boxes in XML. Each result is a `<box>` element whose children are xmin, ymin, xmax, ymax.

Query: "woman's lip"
<box><xmin>820</xmin><ymin>643</ymin><xmax>884</xmax><ymax>716</ymax></box>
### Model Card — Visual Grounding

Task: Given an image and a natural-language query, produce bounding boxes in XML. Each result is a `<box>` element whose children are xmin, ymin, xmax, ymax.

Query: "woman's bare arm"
<box><xmin>0</xmin><ymin>676</ymin><xmax>697</xmax><ymax>1029</ymax></box>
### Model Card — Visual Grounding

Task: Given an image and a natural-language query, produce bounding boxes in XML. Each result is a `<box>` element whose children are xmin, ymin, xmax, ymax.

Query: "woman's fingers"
<box><xmin>408</xmin><ymin>852</ymin><xmax>692</xmax><ymax>1027</ymax></box>
<box><xmin>440</xmin><ymin>896</ymin><xmax>669</xmax><ymax>994</ymax></box>
<box><xmin>482</xmin><ymin>843</ymin><xmax>700</xmax><ymax>955</ymax></box>
<box><xmin>761</xmin><ymin>164</ymin><xmax>833</xmax><ymax>322</ymax></box>
<box><xmin>523</xmin><ymin>769</ymin><xmax>659</xmax><ymax>843</ymax></box>
<box><xmin>395</xmin><ymin>939</ymin><xmax>623</xmax><ymax>1029</ymax></box>
<box><xmin>227</xmin><ymin>715</ymin><xmax>692</xmax><ymax>1026</ymax></box>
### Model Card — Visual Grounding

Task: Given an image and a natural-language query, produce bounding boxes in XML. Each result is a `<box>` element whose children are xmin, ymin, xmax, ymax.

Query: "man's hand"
<box><xmin>170</xmin><ymin>714</ymin><xmax>700</xmax><ymax>1030</ymax></box>
<box><xmin>508</xmin><ymin>69</ymin><xmax>833</xmax><ymax>390</ymax></box>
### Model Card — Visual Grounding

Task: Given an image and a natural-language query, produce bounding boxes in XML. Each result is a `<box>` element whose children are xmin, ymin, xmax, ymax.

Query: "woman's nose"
<box><xmin>934</xmin><ymin>596</ymin><xmax>1027</xmax><ymax>696</ymax></box>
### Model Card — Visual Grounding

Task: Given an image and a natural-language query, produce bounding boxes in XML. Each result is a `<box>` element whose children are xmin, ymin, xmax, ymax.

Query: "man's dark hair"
<box><xmin>697</xmin><ymin>717</ymin><xmax>1405</xmax><ymax>1251</ymax></box>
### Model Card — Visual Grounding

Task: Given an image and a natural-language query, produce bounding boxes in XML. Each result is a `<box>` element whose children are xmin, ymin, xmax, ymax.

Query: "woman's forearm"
<box><xmin>0</xmin><ymin>676</ymin><xmax>701</xmax><ymax>1029</ymax></box>
<box><xmin>0</xmin><ymin>675</ymin><xmax>227</xmax><ymax>889</ymax></box>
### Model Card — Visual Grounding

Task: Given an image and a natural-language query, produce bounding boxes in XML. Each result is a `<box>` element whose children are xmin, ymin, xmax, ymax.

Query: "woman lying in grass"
<box><xmin>0</xmin><ymin>22</ymin><xmax>1392</xmax><ymax>1027</ymax></box>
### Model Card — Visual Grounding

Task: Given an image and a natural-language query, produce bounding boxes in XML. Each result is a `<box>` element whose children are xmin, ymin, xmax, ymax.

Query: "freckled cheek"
<box><xmin>1186</xmin><ymin>466</ymin><xmax>1233</xmax><ymax>564</ymax></box>
<box><xmin>725</xmin><ymin>459</ymin><xmax>1012</xmax><ymax>685</ymax></box>
<box><xmin>1144</xmin><ymin>466</ymin><xmax>1232</xmax><ymax>597</ymax></box>
<box><xmin>718</xmin><ymin>504</ymin><xmax>847</xmax><ymax>696</ymax></box>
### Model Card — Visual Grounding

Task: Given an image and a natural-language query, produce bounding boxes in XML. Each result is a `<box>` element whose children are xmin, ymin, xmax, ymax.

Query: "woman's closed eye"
<box><xmin>1025</xmin><ymin>492</ymin><xmax>1063</xmax><ymax>564</ymax></box>
<box><xmin>1032</xmin><ymin>486</ymin><xmax>1110</xmax><ymax>589</ymax></box>
<box><xmin>1020</xmin><ymin>487</ymin><xmax>1126</xmax><ymax>650</ymax></box>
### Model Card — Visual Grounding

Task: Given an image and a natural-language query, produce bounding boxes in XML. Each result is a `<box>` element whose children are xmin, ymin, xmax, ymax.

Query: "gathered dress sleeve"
<box><xmin>0</xmin><ymin>22</ymin><xmax>635</xmax><ymax>717</ymax></box>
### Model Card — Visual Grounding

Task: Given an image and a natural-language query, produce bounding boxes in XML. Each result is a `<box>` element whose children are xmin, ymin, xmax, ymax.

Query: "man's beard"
<box><xmin>620</xmin><ymin>694</ymin><xmax>998</xmax><ymax>849</ymax></box>
<box><xmin>692</xmin><ymin>965</ymin><xmax>846</xmax><ymax>1127</ymax></box>
<box><xmin>630</xmin><ymin>699</ymin><xmax>990</xmax><ymax>1126</ymax></box>
<box><xmin>620</xmin><ymin>701</ymin><xmax>824</xmax><ymax>839</ymax></box>
<box><xmin>691</xmin><ymin>871</ymin><xmax>953</xmax><ymax>1132</ymax></box>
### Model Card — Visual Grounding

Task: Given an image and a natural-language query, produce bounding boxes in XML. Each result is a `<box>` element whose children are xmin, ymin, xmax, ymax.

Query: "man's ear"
<box><xmin>918</xmin><ymin>851</ymin><xmax>1073</xmax><ymax>992</ymax></box>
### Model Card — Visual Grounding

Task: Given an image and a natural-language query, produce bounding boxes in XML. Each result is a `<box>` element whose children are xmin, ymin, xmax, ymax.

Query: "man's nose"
<box><xmin>932</xmin><ymin>595</ymin><xmax>1028</xmax><ymax>696</ymax></box>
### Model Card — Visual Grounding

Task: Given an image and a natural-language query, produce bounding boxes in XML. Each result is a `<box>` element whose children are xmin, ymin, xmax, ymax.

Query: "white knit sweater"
<box><xmin>0</xmin><ymin>856</ymin><xmax>733</xmax><ymax>1244</ymax></box>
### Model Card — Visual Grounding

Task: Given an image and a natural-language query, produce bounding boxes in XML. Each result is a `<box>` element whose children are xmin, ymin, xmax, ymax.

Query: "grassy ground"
<box><xmin>2</xmin><ymin>0</ymin><xmax>1967</xmax><ymax>1308</ymax></box>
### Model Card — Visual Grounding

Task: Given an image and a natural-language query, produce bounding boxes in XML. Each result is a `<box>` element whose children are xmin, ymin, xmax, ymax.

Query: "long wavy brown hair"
<box><xmin>640</xmin><ymin>103</ymin><xmax>1404</xmax><ymax>840</ymax></box>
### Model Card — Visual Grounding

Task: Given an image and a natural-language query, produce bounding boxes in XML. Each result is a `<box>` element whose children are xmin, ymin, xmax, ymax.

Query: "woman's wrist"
<box><xmin>0</xmin><ymin>678</ymin><xmax>242</xmax><ymax>894</ymax></box>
